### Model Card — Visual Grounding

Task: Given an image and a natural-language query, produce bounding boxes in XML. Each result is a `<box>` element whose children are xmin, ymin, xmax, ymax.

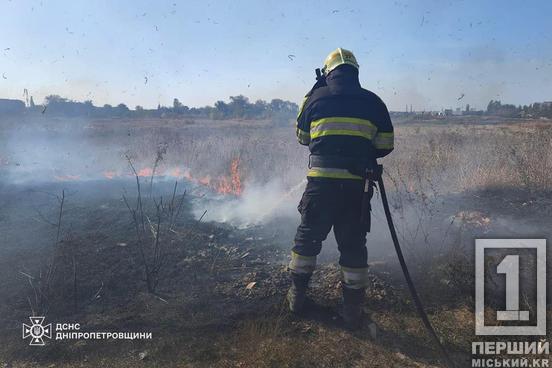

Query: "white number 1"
<box><xmin>496</xmin><ymin>255</ymin><xmax>529</xmax><ymax>321</ymax></box>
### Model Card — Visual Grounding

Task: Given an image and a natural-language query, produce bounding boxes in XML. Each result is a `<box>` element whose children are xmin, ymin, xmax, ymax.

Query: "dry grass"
<box><xmin>385</xmin><ymin>122</ymin><xmax>552</xmax><ymax>193</ymax></box>
<box><xmin>217</xmin><ymin>316</ymin><xmax>443</xmax><ymax>368</ymax></box>
<box><xmin>3</xmin><ymin>115</ymin><xmax>552</xmax><ymax>193</ymax></box>
<box><xmin>2</xmin><ymin>116</ymin><xmax>552</xmax><ymax>367</ymax></box>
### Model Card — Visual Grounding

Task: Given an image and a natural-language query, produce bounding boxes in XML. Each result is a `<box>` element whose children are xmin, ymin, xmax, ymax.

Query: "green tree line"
<box><xmin>20</xmin><ymin>94</ymin><xmax>298</xmax><ymax>122</ymax></box>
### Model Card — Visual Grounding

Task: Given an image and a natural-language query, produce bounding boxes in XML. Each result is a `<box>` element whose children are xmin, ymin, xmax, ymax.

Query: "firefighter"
<box><xmin>288</xmin><ymin>48</ymin><xmax>394</xmax><ymax>329</ymax></box>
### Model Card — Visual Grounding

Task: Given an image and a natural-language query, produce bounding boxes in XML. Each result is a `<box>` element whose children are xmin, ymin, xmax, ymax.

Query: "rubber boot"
<box><xmin>287</xmin><ymin>272</ymin><xmax>311</xmax><ymax>313</ymax></box>
<box><xmin>342</xmin><ymin>285</ymin><xmax>365</xmax><ymax>330</ymax></box>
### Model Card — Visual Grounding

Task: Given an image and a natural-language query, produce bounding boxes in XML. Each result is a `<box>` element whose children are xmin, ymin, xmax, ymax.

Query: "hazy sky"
<box><xmin>1</xmin><ymin>0</ymin><xmax>551</xmax><ymax>111</ymax></box>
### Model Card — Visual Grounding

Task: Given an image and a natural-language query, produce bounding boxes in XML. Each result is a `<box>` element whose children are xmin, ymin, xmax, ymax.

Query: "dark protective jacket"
<box><xmin>296</xmin><ymin>65</ymin><xmax>394</xmax><ymax>180</ymax></box>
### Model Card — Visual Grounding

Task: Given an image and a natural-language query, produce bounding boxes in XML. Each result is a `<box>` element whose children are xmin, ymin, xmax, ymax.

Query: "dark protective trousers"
<box><xmin>293</xmin><ymin>178</ymin><xmax>368</xmax><ymax>269</ymax></box>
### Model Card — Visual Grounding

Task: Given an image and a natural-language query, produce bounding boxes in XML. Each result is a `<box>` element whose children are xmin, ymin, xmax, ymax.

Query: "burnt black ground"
<box><xmin>0</xmin><ymin>179</ymin><xmax>551</xmax><ymax>367</ymax></box>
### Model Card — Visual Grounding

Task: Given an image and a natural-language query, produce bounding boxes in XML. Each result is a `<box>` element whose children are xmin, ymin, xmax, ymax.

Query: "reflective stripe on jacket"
<box><xmin>296</xmin><ymin>65</ymin><xmax>394</xmax><ymax>180</ymax></box>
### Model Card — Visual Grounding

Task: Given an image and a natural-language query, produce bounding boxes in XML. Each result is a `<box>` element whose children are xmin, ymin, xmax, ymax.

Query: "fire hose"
<box><xmin>370</xmin><ymin>164</ymin><xmax>456</xmax><ymax>368</ymax></box>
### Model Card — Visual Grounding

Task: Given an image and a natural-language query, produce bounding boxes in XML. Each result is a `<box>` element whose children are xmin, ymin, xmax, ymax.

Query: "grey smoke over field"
<box><xmin>0</xmin><ymin>116</ymin><xmax>310</xmax><ymax>228</ymax></box>
<box><xmin>1</xmin><ymin>117</ymin><xmax>127</xmax><ymax>183</ymax></box>
<box><xmin>2</xmin><ymin>115</ymin><xmax>550</xmax><ymax>262</ymax></box>
<box><xmin>194</xmin><ymin>178</ymin><xmax>306</xmax><ymax>227</ymax></box>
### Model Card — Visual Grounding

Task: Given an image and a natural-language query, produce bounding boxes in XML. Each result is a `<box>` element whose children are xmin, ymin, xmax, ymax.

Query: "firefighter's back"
<box><xmin>288</xmin><ymin>48</ymin><xmax>394</xmax><ymax>330</ymax></box>
<box><xmin>305</xmin><ymin>67</ymin><xmax>392</xmax><ymax>162</ymax></box>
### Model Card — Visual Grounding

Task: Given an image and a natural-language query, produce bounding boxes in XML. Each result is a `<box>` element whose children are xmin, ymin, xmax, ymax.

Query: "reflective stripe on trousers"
<box><xmin>341</xmin><ymin>266</ymin><xmax>369</xmax><ymax>289</ymax></box>
<box><xmin>289</xmin><ymin>250</ymin><xmax>316</xmax><ymax>274</ymax></box>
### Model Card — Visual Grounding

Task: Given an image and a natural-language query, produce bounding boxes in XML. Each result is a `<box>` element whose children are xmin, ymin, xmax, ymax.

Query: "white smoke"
<box><xmin>193</xmin><ymin>179</ymin><xmax>306</xmax><ymax>228</ymax></box>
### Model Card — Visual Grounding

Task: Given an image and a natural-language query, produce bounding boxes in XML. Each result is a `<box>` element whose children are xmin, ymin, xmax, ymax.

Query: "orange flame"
<box><xmin>177</xmin><ymin>159</ymin><xmax>242</xmax><ymax>195</ymax></box>
<box><xmin>170</xmin><ymin>167</ymin><xmax>182</xmax><ymax>177</ymax></box>
<box><xmin>137</xmin><ymin>167</ymin><xmax>153</xmax><ymax>177</ymax></box>
<box><xmin>51</xmin><ymin>159</ymin><xmax>243</xmax><ymax>196</ymax></box>
<box><xmin>215</xmin><ymin>158</ymin><xmax>242</xmax><ymax>195</ymax></box>
<box><xmin>103</xmin><ymin>170</ymin><xmax>116</xmax><ymax>179</ymax></box>
<box><xmin>199</xmin><ymin>176</ymin><xmax>211</xmax><ymax>185</ymax></box>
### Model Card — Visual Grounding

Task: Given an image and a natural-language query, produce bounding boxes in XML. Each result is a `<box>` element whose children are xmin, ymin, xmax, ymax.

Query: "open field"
<box><xmin>0</xmin><ymin>115</ymin><xmax>551</xmax><ymax>367</ymax></box>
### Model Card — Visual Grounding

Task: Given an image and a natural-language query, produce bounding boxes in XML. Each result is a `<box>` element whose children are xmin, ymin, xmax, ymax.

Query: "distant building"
<box><xmin>0</xmin><ymin>99</ymin><xmax>25</xmax><ymax>115</ymax></box>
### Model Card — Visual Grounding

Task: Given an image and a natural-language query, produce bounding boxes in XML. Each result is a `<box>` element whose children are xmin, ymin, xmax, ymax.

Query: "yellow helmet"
<box><xmin>322</xmin><ymin>48</ymin><xmax>359</xmax><ymax>76</ymax></box>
